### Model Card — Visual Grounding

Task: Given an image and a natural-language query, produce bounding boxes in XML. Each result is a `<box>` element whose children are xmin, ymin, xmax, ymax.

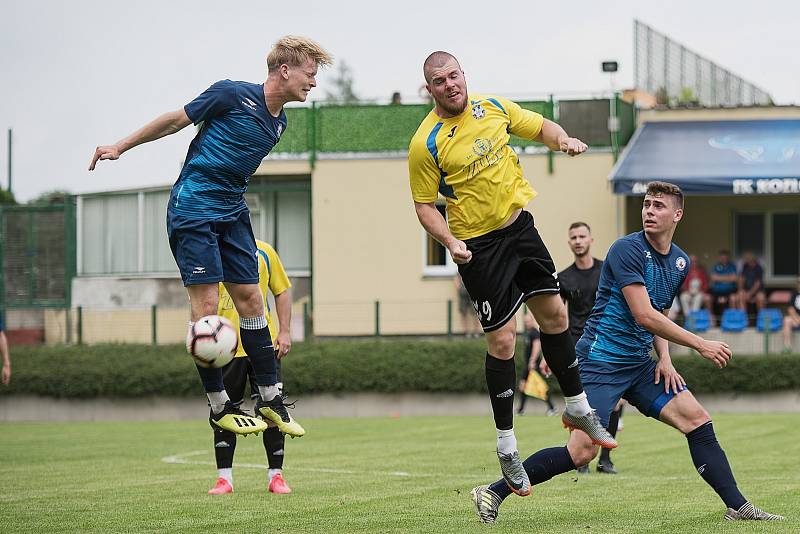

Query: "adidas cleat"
<box><xmin>562</xmin><ymin>410</ymin><xmax>618</xmax><ymax>449</ymax></box>
<box><xmin>256</xmin><ymin>395</ymin><xmax>305</xmax><ymax>437</ymax></box>
<box><xmin>497</xmin><ymin>450</ymin><xmax>530</xmax><ymax>496</ymax></box>
<box><xmin>596</xmin><ymin>461</ymin><xmax>618</xmax><ymax>474</ymax></box>
<box><xmin>724</xmin><ymin>502</ymin><xmax>784</xmax><ymax>521</ymax></box>
<box><xmin>210</xmin><ymin>402</ymin><xmax>268</xmax><ymax>435</ymax></box>
<box><xmin>471</xmin><ymin>485</ymin><xmax>502</xmax><ymax>524</ymax></box>
<box><xmin>208</xmin><ymin>477</ymin><xmax>233</xmax><ymax>495</ymax></box>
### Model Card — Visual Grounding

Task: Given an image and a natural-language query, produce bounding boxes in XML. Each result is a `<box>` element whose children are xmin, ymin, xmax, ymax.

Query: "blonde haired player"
<box><xmin>208</xmin><ymin>240</ymin><xmax>297</xmax><ymax>495</ymax></box>
<box><xmin>90</xmin><ymin>36</ymin><xmax>331</xmax><ymax>436</ymax></box>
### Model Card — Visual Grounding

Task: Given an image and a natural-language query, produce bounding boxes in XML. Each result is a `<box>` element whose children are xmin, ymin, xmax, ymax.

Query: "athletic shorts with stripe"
<box><xmin>458</xmin><ymin>210</ymin><xmax>559</xmax><ymax>332</ymax></box>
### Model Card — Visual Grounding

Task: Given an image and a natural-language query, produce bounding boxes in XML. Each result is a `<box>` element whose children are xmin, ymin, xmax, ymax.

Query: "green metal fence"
<box><xmin>0</xmin><ymin>202</ymin><xmax>76</xmax><ymax>310</ymax></box>
<box><xmin>273</xmin><ymin>96</ymin><xmax>634</xmax><ymax>165</ymax></box>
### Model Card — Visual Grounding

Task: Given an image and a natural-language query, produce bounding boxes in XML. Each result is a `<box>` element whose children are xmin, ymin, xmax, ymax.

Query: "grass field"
<box><xmin>1</xmin><ymin>413</ymin><xmax>797</xmax><ymax>533</ymax></box>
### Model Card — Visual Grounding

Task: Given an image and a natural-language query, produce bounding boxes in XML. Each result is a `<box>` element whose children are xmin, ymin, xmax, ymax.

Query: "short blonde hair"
<box><xmin>267</xmin><ymin>35</ymin><xmax>333</xmax><ymax>72</ymax></box>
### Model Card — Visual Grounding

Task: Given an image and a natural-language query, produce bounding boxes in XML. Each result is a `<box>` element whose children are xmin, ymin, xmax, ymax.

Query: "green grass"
<box><xmin>1</xmin><ymin>414</ymin><xmax>798</xmax><ymax>533</ymax></box>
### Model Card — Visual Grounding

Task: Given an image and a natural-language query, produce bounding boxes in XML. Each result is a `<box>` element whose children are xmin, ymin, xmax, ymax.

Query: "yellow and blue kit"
<box><xmin>408</xmin><ymin>94</ymin><xmax>544</xmax><ymax>240</ymax></box>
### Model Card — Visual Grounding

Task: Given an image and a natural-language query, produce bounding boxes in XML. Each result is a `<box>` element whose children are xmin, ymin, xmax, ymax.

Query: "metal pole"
<box><xmin>547</xmin><ymin>95</ymin><xmax>555</xmax><ymax>175</ymax></box>
<box><xmin>151</xmin><ymin>304</ymin><xmax>157</xmax><ymax>346</ymax></box>
<box><xmin>6</xmin><ymin>129</ymin><xmax>11</xmax><ymax>194</ymax></box>
<box><xmin>374</xmin><ymin>300</ymin><xmax>380</xmax><ymax>337</ymax></box>
<box><xmin>446</xmin><ymin>299</ymin><xmax>452</xmax><ymax>337</ymax></box>
<box><xmin>303</xmin><ymin>301</ymin><xmax>311</xmax><ymax>342</ymax></box>
<box><xmin>309</xmin><ymin>102</ymin><xmax>317</xmax><ymax>170</ymax></box>
<box><xmin>65</xmin><ymin>306</ymin><xmax>72</xmax><ymax>344</ymax></box>
<box><xmin>77</xmin><ymin>305</ymin><xmax>83</xmax><ymax>345</ymax></box>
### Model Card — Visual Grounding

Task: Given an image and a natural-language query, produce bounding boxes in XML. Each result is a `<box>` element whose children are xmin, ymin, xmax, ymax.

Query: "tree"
<box><xmin>27</xmin><ymin>189</ymin><xmax>71</xmax><ymax>205</ymax></box>
<box><xmin>324</xmin><ymin>61</ymin><xmax>360</xmax><ymax>104</ymax></box>
<box><xmin>0</xmin><ymin>189</ymin><xmax>16</xmax><ymax>205</ymax></box>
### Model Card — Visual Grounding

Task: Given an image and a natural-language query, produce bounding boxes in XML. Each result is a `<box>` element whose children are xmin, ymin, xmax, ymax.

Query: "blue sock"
<box><xmin>686</xmin><ymin>421</ymin><xmax>747</xmax><ymax>510</ymax></box>
<box><xmin>195</xmin><ymin>364</ymin><xmax>224</xmax><ymax>392</ymax></box>
<box><xmin>488</xmin><ymin>446</ymin><xmax>575</xmax><ymax>501</ymax></box>
<box><xmin>240</xmin><ymin>317</ymin><xmax>277</xmax><ymax>386</ymax></box>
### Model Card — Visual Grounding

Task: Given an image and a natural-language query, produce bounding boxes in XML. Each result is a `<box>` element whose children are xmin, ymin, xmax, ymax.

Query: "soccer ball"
<box><xmin>186</xmin><ymin>315</ymin><xmax>238</xmax><ymax>368</ymax></box>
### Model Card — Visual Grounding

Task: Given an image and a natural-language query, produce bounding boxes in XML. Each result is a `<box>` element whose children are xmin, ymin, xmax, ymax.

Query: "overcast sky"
<box><xmin>1</xmin><ymin>0</ymin><xmax>798</xmax><ymax>201</ymax></box>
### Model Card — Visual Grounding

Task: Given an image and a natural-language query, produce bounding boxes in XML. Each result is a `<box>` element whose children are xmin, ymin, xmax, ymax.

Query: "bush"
<box><xmin>2</xmin><ymin>340</ymin><xmax>797</xmax><ymax>398</ymax></box>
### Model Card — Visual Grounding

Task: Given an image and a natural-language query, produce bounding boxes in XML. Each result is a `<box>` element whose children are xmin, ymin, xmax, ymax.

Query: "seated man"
<box><xmin>709</xmin><ymin>250</ymin><xmax>739</xmax><ymax>314</ymax></box>
<box><xmin>782</xmin><ymin>278</ymin><xmax>800</xmax><ymax>353</ymax></box>
<box><xmin>737</xmin><ymin>252</ymin><xmax>766</xmax><ymax>314</ymax></box>
<box><xmin>679</xmin><ymin>254</ymin><xmax>711</xmax><ymax>317</ymax></box>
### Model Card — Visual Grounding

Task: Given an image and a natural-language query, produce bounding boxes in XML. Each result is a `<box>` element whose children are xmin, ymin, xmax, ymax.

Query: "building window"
<box><xmin>422</xmin><ymin>203</ymin><xmax>457</xmax><ymax>277</ymax></box>
<box><xmin>734</xmin><ymin>211</ymin><xmax>800</xmax><ymax>283</ymax></box>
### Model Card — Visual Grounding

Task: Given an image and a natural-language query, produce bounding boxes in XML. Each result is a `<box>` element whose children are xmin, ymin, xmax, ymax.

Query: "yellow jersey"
<box><xmin>408</xmin><ymin>94</ymin><xmax>544</xmax><ymax>240</ymax></box>
<box><xmin>217</xmin><ymin>240</ymin><xmax>292</xmax><ymax>357</ymax></box>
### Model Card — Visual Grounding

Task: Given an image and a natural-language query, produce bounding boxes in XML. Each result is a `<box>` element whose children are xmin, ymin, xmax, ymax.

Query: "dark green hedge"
<box><xmin>1</xmin><ymin>340</ymin><xmax>798</xmax><ymax>398</ymax></box>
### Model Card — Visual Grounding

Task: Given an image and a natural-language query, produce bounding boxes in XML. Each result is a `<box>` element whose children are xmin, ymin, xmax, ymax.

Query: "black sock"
<box><xmin>263</xmin><ymin>426</ymin><xmax>285</xmax><ymax>470</ymax></box>
<box><xmin>545</xmin><ymin>395</ymin><xmax>555</xmax><ymax>411</ymax></box>
<box><xmin>600</xmin><ymin>407</ymin><xmax>621</xmax><ymax>463</ymax></box>
<box><xmin>538</xmin><ymin>330</ymin><xmax>583</xmax><ymax>397</ymax></box>
<box><xmin>686</xmin><ymin>421</ymin><xmax>747</xmax><ymax>509</ymax></box>
<box><xmin>213</xmin><ymin>429</ymin><xmax>237</xmax><ymax>469</ymax></box>
<box><xmin>240</xmin><ymin>326</ymin><xmax>277</xmax><ymax>386</ymax></box>
<box><xmin>489</xmin><ymin>446</ymin><xmax>575</xmax><ymax>501</ymax></box>
<box><xmin>485</xmin><ymin>354</ymin><xmax>516</xmax><ymax>430</ymax></box>
<box><xmin>196</xmin><ymin>364</ymin><xmax>225</xmax><ymax>392</ymax></box>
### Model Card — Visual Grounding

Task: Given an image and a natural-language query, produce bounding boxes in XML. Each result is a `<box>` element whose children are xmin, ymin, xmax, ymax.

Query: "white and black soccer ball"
<box><xmin>186</xmin><ymin>315</ymin><xmax>238</xmax><ymax>368</ymax></box>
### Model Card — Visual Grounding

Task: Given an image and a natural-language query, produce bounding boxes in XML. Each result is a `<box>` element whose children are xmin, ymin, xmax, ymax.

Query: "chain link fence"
<box><xmin>634</xmin><ymin>19</ymin><xmax>771</xmax><ymax>107</ymax></box>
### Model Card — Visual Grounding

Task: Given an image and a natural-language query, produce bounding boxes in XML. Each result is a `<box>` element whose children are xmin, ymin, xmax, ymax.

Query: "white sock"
<box><xmin>258</xmin><ymin>384</ymin><xmax>280</xmax><ymax>402</ymax></box>
<box><xmin>218</xmin><ymin>468</ymin><xmax>233</xmax><ymax>485</ymax></box>
<box><xmin>564</xmin><ymin>392</ymin><xmax>591</xmax><ymax>416</ymax></box>
<box><xmin>268</xmin><ymin>468</ymin><xmax>282</xmax><ymax>481</ymax></box>
<box><xmin>496</xmin><ymin>428</ymin><xmax>517</xmax><ymax>455</ymax></box>
<box><xmin>207</xmin><ymin>391</ymin><xmax>231</xmax><ymax>415</ymax></box>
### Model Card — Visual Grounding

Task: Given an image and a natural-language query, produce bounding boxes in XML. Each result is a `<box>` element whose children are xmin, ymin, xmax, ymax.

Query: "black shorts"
<box><xmin>458</xmin><ymin>211</ymin><xmax>559</xmax><ymax>332</ymax></box>
<box><xmin>222</xmin><ymin>357</ymin><xmax>283</xmax><ymax>405</ymax></box>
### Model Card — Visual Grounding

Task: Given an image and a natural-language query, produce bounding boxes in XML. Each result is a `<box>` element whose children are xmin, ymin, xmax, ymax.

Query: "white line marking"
<box><xmin>161</xmin><ymin>450</ymin><xmax>435</xmax><ymax>478</ymax></box>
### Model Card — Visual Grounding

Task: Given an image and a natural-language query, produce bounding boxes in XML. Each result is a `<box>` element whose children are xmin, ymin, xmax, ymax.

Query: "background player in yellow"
<box><xmin>409</xmin><ymin>51</ymin><xmax>616</xmax><ymax>497</ymax></box>
<box><xmin>208</xmin><ymin>239</ymin><xmax>297</xmax><ymax>495</ymax></box>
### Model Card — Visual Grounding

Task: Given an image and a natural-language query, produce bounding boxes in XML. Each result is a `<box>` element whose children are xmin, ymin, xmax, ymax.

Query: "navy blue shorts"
<box><xmin>578</xmin><ymin>356</ymin><xmax>688</xmax><ymax>428</ymax></box>
<box><xmin>167</xmin><ymin>209</ymin><xmax>258</xmax><ymax>286</ymax></box>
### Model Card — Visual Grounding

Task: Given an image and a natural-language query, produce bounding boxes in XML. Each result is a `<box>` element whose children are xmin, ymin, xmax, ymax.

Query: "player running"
<box><xmin>90</xmin><ymin>36</ymin><xmax>331</xmax><ymax>437</ymax></box>
<box><xmin>208</xmin><ymin>239</ymin><xmax>297</xmax><ymax>495</ymax></box>
<box><xmin>408</xmin><ymin>51</ymin><xmax>616</xmax><ymax>498</ymax></box>
<box><xmin>471</xmin><ymin>182</ymin><xmax>784</xmax><ymax>523</ymax></box>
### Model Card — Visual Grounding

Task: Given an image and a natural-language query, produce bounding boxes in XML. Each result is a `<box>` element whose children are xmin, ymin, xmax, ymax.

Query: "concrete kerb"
<box><xmin>1</xmin><ymin>391</ymin><xmax>798</xmax><ymax>422</ymax></box>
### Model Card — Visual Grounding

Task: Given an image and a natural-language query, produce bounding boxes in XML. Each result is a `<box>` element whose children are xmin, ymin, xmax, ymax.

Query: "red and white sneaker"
<box><xmin>208</xmin><ymin>477</ymin><xmax>233</xmax><ymax>495</ymax></box>
<box><xmin>268</xmin><ymin>473</ymin><xmax>292</xmax><ymax>494</ymax></box>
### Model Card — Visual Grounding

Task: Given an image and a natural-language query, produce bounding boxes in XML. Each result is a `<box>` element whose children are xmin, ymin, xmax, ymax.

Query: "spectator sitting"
<box><xmin>709</xmin><ymin>250</ymin><xmax>739</xmax><ymax>314</ymax></box>
<box><xmin>679</xmin><ymin>254</ymin><xmax>711</xmax><ymax>316</ymax></box>
<box><xmin>737</xmin><ymin>251</ymin><xmax>766</xmax><ymax>314</ymax></box>
<box><xmin>782</xmin><ymin>277</ymin><xmax>800</xmax><ymax>353</ymax></box>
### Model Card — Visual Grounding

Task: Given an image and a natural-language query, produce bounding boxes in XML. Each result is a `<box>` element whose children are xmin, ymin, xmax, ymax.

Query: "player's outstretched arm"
<box><xmin>413</xmin><ymin>201</ymin><xmax>472</xmax><ymax>264</ymax></box>
<box><xmin>89</xmin><ymin>108</ymin><xmax>192</xmax><ymax>170</ymax></box>
<box><xmin>621</xmin><ymin>284</ymin><xmax>731</xmax><ymax>368</ymax></box>
<box><xmin>533</xmin><ymin>119</ymin><xmax>587</xmax><ymax>156</ymax></box>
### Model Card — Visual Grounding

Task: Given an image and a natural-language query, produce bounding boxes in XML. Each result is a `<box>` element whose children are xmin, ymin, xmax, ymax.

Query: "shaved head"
<box><xmin>423</xmin><ymin>51</ymin><xmax>460</xmax><ymax>82</ymax></box>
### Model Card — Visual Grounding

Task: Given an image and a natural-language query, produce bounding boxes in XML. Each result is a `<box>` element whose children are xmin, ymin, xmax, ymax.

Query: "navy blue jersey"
<box><xmin>169</xmin><ymin>80</ymin><xmax>287</xmax><ymax>219</ymax></box>
<box><xmin>579</xmin><ymin>232</ymin><xmax>689</xmax><ymax>363</ymax></box>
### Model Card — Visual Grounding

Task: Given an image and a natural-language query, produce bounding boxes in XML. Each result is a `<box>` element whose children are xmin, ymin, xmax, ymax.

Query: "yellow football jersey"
<box><xmin>217</xmin><ymin>240</ymin><xmax>292</xmax><ymax>357</ymax></box>
<box><xmin>408</xmin><ymin>94</ymin><xmax>544</xmax><ymax>240</ymax></box>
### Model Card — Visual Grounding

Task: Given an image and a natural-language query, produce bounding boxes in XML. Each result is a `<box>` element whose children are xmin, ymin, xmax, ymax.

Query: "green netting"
<box><xmin>1</xmin><ymin>205</ymin><xmax>73</xmax><ymax>307</ymax></box>
<box><xmin>272</xmin><ymin>100</ymin><xmax>574</xmax><ymax>154</ymax></box>
<box><xmin>618</xmin><ymin>99</ymin><xmax>636</xmax><ymax>145</ymax></box>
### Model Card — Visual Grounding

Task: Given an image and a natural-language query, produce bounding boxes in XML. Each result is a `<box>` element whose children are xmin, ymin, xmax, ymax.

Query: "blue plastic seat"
<box><xmin>720</xmin><ymin>309</ymin><xmax>748</xmax><ymax>332</ymax></box>
<box><xmin>684</xmin><ymin>309</ymin><xmax>711</xmax><ymax>332</ymax></box>
<box><xmin>756</xmin><ymin>308</ymin><xmax>783</xmax><ymax>332</ymax></box>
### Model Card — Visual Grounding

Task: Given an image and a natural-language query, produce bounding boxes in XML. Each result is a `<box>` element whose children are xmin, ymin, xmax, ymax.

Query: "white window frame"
<box><xmin>733</xmin><ymin>209</ymin><xmax>800</xmax><ymax>285</ymax></box>
<box><xmin>422</xmin><ymin>202</ymin><xmax>457</xmax><ymax>277</ymax></box>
